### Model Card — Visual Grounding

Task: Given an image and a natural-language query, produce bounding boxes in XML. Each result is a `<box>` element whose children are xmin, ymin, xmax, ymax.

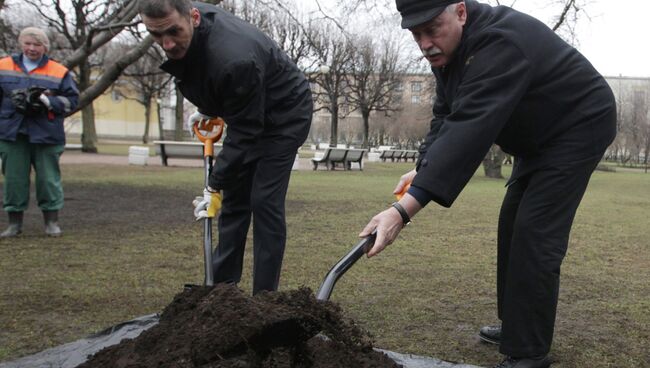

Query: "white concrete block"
<box><xmin>128</xmin><ymin>146</ymin><xmax>149</xmax><ymax>166</ymax></box>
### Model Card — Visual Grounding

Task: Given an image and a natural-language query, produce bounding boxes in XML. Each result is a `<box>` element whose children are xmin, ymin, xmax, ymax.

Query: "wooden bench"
<box><xmin>153</xmin><ymin>140</ymin><xmax>222</xmax><ymax>166</ymax></box>
<box><xmin>403</xmin><ymin>150</ymin><xmax>418</xmax><ymax>162</ymax></box>
<box><xmin>312</xmin><ymin>148</ymin><xmax>365</xmax><ymax>171</ymax></box>
<box><xmin>345</xmin><ymin>149</ymin><xmax>365</xmax><ymax>170</ymax></box>
<box><xmin>311</xmin><ymin>148</ymin><xmax>332</xmax><ymax>170</ymax></box>
<box><xmin>379</xmin><ymin>149</ymin><xmax>420</xmax><ymax>163</ymax></box>
<box><xmin>379</xmin><ymin>150</ymin><xmax>395</xmax><ymax>162</ymax></box>
<box><xmin>328</xmin><ymin>148</ymin><xmax>349</xmax><ymax>170</ymax></box>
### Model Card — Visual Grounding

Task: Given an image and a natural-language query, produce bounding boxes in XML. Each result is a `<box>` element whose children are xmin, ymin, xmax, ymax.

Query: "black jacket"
<box><xmin>412</xmin><ymin>0</ymin><xmax>616</xmax><ymax>207</ymax></box>
<box><xmin>161</xmin><ymin>2</ymin><xmax>312</xmax><ymax>190</ymax></box>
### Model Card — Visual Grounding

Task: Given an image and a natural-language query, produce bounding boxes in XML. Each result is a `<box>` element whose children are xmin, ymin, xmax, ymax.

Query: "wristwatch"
<box><xmin>391</xmin><ymin>202</ymin><xmax>411</xmax><ymax>226</ymax></box>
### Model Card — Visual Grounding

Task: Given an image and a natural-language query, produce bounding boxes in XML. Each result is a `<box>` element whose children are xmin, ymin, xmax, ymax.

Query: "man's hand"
<box><xmin>359</xmin><ymin>206</ymin><xmax>405</xmax><ymax>258</ymax></box>
<box><xmin>186</xmin><ymin>111</ymin><xmax>213</xmax><ymax>135</ymax></box>
<box><xmin>192</xmin><ymin>188</ymin><xmax>222</xmax><ymax>220</ymax></box>
<box><xmin>394</xmin><ymin>169</ymin><xmax>416</xmax><ymax>200</ymax></box>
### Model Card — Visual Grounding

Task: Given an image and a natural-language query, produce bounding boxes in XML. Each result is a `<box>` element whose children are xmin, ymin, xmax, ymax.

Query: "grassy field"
<box><xmin>0</xmin><ymin>160</ymin><xmax>648</xmax><ymax>367</ymax></box>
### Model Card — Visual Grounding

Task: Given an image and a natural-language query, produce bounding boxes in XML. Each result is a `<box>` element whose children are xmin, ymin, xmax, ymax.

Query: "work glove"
<box><xmin>186</xmin><ymin>111</ymin><xmax>214</xmax><ymax>137</ymax></box>
<box><xmin>10</xmin><ymin>87</ymin><xmax>48</xmax><ymax>116</ymax></box>
<box><xmin>38</xmin><ymin>93</ymin><xmax>51</xmax><ymax>110</ymax></box>
<box><xmin>192</xmin><ymin>188</ymin><xmax>222</xmax><ymax>221</ymax></box>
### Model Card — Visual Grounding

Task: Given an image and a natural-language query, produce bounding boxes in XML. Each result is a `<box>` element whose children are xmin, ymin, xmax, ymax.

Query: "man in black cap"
<box><xmin>359</xmin><ymin>1</ymin><xmax>616</xmax><ymax>367</ymax></box>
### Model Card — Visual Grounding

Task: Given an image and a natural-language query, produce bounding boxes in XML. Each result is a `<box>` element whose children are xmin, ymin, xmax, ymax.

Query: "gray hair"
<box><xmin>138</xmin><ymin>0</ymin><xmax>192</xmax><ymax>19</ymax></box>
<box><xmin>18</xmin><ymin>27</ymin><xmax>50</xmax><ymax>51</ymax></box>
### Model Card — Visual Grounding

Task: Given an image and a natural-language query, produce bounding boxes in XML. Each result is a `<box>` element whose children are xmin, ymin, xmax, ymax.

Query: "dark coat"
<box><xmin>160</xmin><ymin>2</ymin><xmax>313</xmax><ymax>190</ymax></box>
<box><xmin>0</xmin><ymin>54</ymin><xmax>79</xmax><ymax>145</ymax></box>
<box><xmin>412</xmin><ymin>0</ymin><xmax>616</xmax><ymax>207</ymax></box>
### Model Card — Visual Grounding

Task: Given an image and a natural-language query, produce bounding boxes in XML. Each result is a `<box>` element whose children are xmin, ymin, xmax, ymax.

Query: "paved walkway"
<box><xmin>60</xmin><ymin>151</ymin><xmax>201</xmax><ymax>167</ymax></box>
<box><xmin>60</xmin><ymin>151</ymin><xmax>321</xmax><ymax>171</ymax></box>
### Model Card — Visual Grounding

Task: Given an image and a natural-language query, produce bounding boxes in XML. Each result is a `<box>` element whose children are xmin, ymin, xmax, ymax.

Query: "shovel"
<box><xmin>316</xmin><ymin>231</ymin><xmax>376</xmax><ymax>301</ymax></box>
<box><xmin>191</xmin><ymin>117</ymin><xmax>225</xmax><ymax>287</ymax></box>
<box><xmin>316</xmin><ymin>179</ymin><xmax>410</xmax><ymax>300</ymax></box>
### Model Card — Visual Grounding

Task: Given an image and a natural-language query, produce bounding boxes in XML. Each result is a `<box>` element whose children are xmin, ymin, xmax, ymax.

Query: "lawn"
<box><xmin>0</xmin><ymin>161</ymin><xmax>648</xmax><ymax>367</ymax></box>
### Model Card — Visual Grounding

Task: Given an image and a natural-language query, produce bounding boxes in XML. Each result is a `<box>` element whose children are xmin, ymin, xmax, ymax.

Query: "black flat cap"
<box><xmin>396</xmin><ymin>0</ymin><xmax>460</xmax><ymax>29</ymax></box>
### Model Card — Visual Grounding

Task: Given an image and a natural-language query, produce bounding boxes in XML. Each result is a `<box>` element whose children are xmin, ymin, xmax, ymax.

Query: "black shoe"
<box><xmin>492</xmin><ymin>355</ymin><xmax>551</xmax><ymax>368</ymax></box>
<box><xmin>479</xmin><ymin>325</ymin><xmax>501</xmax><ymax>345</ymax></box>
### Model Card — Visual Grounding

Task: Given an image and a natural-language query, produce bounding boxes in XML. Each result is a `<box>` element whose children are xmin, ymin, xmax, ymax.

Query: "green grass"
<box><xmin>0</xmin><ymin>162</ymin><xmax>648</xmax><ymax>367</ymax></box>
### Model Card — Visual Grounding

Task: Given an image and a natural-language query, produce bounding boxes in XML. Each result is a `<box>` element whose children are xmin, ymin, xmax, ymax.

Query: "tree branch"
<box><xmin>72</xmin><ymin>36</ymin><xmax>155</xmax><ymax>113</ymax></box>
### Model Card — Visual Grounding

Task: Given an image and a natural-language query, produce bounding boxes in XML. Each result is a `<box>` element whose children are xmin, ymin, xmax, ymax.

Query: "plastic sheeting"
<box><xmin>0</xmin><ymin>314</ymin><xmax>481</xmax><ymax>368</ymax></box>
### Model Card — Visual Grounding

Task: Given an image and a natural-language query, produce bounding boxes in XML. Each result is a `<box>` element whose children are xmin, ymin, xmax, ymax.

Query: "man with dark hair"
<box><xmin>139</xmin><ymin>0</ymin><xmax>312</xmax><ymax>294</ymax></box>
<box><xmin>359</xmin><ymin>1</ymin><xmax>616</xmax><ymax>367</ymax></box>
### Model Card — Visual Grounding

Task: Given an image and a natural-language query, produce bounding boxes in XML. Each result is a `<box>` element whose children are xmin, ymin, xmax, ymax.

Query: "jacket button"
<box><xmin>420</xmin><ymin>159</ymin><xmax>428</xmax><ymax>167</ymax></box>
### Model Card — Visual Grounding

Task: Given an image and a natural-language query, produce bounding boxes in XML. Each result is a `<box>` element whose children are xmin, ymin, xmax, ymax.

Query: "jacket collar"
<box><xmin>11</xmin><ymin>53</ymin><xmax>50</xmax><ymax>73</ymax></box>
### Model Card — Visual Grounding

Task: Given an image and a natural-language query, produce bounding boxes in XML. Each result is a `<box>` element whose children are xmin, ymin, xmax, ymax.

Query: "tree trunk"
<box><xmin>174</xmin><ymin>86</ymin><xmax>184</xmax><ymax>141</ymax></box>
<box><xmin>142</xmin><ymin>98</ymin><xmax>151</xmax><ymax>144</ymax></box>
<box><xmin>329</xmin><ymin>104</ymin><xmax>339</xmax><ymax>147</ymax></box>
<box><xmin>362</xmin><ymin>109</ymin><xmax>370</xmax><ymax>148</ymax></box>
<box><xmin>157</xmin><ymin>98</ymin><xmax>165</xmax><ymax>140</ymax></box>
<box><xmin>78</xmin><ymin>61</ymin><xmax>98</xmax><ymax>153</ymax></box>
<box><xmin>482</xmin><ymin>145</ymin><xmax>504</xmax><ymax>179</ymax></box>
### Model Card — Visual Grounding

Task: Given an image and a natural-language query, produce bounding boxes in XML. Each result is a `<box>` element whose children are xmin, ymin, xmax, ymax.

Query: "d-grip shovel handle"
<box><xmin>316</xmin><ymin>231</ymin><xmax>377</xmax><ymax>301</ymax></box>
<box><xmin>193</xmin><ymin>118</ymin><xmax>225</xmax><ymax>157</ymax></box>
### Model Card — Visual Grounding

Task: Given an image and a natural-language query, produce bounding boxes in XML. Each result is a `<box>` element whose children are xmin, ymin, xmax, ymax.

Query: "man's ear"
<box><xmin>190</xmin><ymin>8</ymin><xmax>201</xmax><ymax>28</ymax></box>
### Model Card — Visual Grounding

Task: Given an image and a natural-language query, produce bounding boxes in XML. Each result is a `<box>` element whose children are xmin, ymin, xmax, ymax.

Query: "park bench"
<box><xmin>379</xmin><ymin>149</ymin><xmax>419</xmax><ymax>163</ymax></box>
<box><xmin>153</xmin><ymin>140</ymin><xmax>222</xmax><ymax>166</ymax></box>
<box><xmin>312</xmin><ymin>148</ymin><xmax>365</xmax><ymax>170</ymax></box>
<box><xmin>311</xmin><ymin>148</ymin><xmax>332</xmax><ymax>170</ymax></box>
<box><xmin>392</xmin><ymin>150</ymin><xmax>406</xmax><ymax>162</ymax></box>
<box><xmin>328</xmin><ymin>148</ymin><xmax>349</xmax><ymax>170</ymax></box>
<box><xmin>344</xmin><ymin>149</ymin><xmax>365</xmax><ymax>170</ymax></box>
<box><xmin>379</xmin><ymin>150</ymin><xmax>395</xmax><ymax>162</ymax></box>
<box><xmin>403</xmin><ymin>150</ymin><xmax>418</xmax><ymax>162</ymax></box>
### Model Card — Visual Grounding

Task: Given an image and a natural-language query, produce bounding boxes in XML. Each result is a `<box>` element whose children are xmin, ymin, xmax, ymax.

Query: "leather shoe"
<box><xmin>479</xmin><ymin>325</ymin><xmax>501</xmax><ymax>345</ymax></box>
<box><xmin>492</xmin><ymin>355</ymin><xmax>551</xmax><ymax>368</ymax></box>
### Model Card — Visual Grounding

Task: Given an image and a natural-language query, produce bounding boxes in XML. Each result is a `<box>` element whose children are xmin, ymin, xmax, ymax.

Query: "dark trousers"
<box><xmin>212</xmin><ymin>150</ymin><xmax>296</xmax><ymax>294</ymax></box>
<box><xmin>497</xmin><ymin>155</ymin><xmax>601</xmax><ymax>357</ymax></box>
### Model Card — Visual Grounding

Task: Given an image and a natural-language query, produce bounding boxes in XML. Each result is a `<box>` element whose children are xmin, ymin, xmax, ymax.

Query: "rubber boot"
<box><xmin>1</xmin><ymin>212</ymin><xmax>23</xmax><ymax>238</ymax></box>
<box><xmin>43</xmin><ymin>210</ymin><xmax>62</xmax><ymax>237</ymax></box>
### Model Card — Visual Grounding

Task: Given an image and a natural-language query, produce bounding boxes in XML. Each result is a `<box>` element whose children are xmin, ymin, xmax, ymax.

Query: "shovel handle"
<box><xmin>316</xmin><ymin>231</ymin><xmax>376</xmax><ymax>301</ymax></box>
<box><xmin>193</xmin><ymin>118</ymin><xmax>225</xmax><ymax>157</ymax></box>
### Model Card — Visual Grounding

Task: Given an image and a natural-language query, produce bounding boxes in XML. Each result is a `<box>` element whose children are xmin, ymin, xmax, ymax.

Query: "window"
<box><xmin>395</xmin><ymin>82</ymin><xmax>404</xmax><ymax>92</ymax></box>
<box><xmin>411</xmin><ymin>95</ymin><xmax>421</xmax><ymax>104</ymax></box>
<box><xmin>411</xmin><ymin>81</ymin><xmax>422</xmax><ymax>93</ymax></box>
<box><xmin>111</xmin><ymin>89</ymin><xmax>123</xmax><ymax>103</ymax></box>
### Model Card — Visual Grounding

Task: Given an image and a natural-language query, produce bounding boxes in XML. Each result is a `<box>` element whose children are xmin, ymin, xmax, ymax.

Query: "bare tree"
<box><xmin>17</xmin><ymin>0</ymin><xmax>148</xmax><ymax>152</ymax></box>
<box><xmin>310</xmin><ymin>24</ymin><xmax>355</xmax><ymax>147</ymax></box>
<box><xmin>116</xmin><ymin>44</ymin><xmax>172</xmax><ymax>143</ymax></box>
<box><xmin>346</xmin><ymin>36</ymin><xmax>403</xmax><ymax>148</ymax></box>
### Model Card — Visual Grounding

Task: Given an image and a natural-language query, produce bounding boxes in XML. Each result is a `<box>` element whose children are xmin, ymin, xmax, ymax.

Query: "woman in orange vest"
<box><xmin>0</xmin><ymin>27</ymin><xmax>79</xmax><ymax>238</ymax></box>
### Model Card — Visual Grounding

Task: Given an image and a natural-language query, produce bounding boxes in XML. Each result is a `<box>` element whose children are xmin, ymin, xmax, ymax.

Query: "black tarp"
<box><xmin>0</xmin><ymin>314</ymin><xmax>480</xmax><ymax>368</ymax></box>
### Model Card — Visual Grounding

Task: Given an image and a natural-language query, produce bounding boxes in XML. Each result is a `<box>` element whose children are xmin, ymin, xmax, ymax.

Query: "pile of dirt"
<box><xmin>77</xmin><ymin>284</ymin><xmax>402</xmax><ymax>368</ymax></box>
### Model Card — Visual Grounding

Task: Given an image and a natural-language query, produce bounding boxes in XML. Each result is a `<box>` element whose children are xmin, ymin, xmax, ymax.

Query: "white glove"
<box><xmin>39</xmin><ymin>94</ymin><xmax>51</xmax><ymax>110</ymax></box>
<box><xmin>192</xmin><ymin>188</ymin><xmax>222</xmax><ymax>221</ymax></box>
<box><xmin>186</xmin><ymin>111</ymin><xmax>213</xmax><ymax>136</ymax></box>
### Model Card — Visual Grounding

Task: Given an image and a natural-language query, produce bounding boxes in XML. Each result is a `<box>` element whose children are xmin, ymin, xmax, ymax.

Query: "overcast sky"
<box><xmin>311</xmin><ymin>0</ymin><xmax>649</xmax><ymax>78</ymax></box>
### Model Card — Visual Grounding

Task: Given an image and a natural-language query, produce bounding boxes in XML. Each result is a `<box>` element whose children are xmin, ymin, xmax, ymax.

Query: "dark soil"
<box><xmin>77</xmin><ymin>284</ymin><xmax>402</xmax><ymax>368</ymax></box>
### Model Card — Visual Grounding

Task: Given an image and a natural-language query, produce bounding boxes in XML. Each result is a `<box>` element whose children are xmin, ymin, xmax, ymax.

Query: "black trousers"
<box><xmin>212</xmin><ymin>150</ymin><xmax>296</xmax><ymax>294</ymax></box>
<box><xmin>497</xmin><ymin>155</ymin><xmax>602</xmax><ymax>357</ymax></box>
